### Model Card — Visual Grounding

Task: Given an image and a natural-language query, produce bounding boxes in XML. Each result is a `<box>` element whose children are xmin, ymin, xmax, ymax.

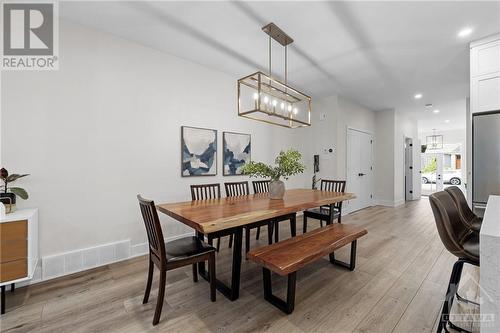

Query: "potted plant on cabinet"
<box><xmin>0</xmin><ymin>168</ymin><xmax>29</xmax><ymax>213</ymax></box>
<box><xmin>241</xmin><ymin>149</ymin><xmax>305</xmax><ymax>199</ymax></box>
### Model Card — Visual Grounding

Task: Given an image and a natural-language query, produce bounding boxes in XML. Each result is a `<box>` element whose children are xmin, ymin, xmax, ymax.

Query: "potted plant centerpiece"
<box><xmin>241</xmin><ymin>149</ymin><xmax>305</xmax><ymax>199</ymax></box>
<box><xmin>0</xmin><ymin>168</ymin><xmax>29</xmax><ymax>213</ymax></box>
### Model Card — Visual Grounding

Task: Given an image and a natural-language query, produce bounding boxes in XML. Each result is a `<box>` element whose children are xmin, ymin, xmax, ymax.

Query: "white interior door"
<box><xmin>347</xmin><ymin>129</ymin><xmax>374</xmax><ymax>213</ymax></box>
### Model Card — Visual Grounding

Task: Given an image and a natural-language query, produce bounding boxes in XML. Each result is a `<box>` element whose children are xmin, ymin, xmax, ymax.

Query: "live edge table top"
<box><xmin>156</xmin><ymin>189</ymin><xmax>356</xmax><ymax>234</ymax></box>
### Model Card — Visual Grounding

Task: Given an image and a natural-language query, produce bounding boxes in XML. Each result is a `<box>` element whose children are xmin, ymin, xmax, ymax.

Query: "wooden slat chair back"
<box><xmin>321</xmin><ymin>180</ymin><xmax>346</xmax><ymax>209</ymax></box>
<box><xmin>224</xmin><ymin>181</ymin><xmax>250</xmax><ymax>197</ymax></box>
<box><xmin>190</xmin><ymin>183</ymin><xmax>226</xmax><ymax>251</ymax></box>
<box><xmin>252</xmin><ymin>180</ymin><xmax>270</xmax><ymax>194</ymax></box>
<box><xmin>190</xmin><ymin>183</ymin><xmax>221</xmax><ymax>200</ymax></box>
<box><xmin>303</xmin><ymin>180</ymin><xmax>347</xmax><ymax>233</ymax></box>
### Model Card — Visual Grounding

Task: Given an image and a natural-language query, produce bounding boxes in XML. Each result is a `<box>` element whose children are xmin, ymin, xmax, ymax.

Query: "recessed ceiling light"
<box><xmin>433</xmin><ymin>109</ymin><xmax>440</xmax><ymax>114</ymax></box>
<box><xmin>414</xmin><ymin>93</ymin><xmax>423</xmax><ymax>99</ymax></box>
<box><xmin>458</xmin><ymin>27</ymin><xmax>473</xmax><ymax>38</ymax></box>
<box><xmin>445</xmin><ymin>119</ymin><xmax>450</xmax><ymax>123</ymax></box>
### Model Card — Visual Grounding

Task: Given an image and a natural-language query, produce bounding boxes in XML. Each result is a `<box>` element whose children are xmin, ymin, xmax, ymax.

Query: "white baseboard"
<box><xmin>19</xmin><ymin>232</ymin><xmax>195</xmax><ymax>286</ymax></box>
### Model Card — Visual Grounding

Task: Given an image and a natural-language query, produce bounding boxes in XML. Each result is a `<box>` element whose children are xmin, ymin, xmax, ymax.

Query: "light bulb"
<box><xmin>272</xmin><ymin>100</ymin><xmax>277</xmax><ymax>106</ymax></box>
<box><xmin>253</xmin><ymin>93</ymin><xmax>259</xmax><ymax>100</ymax></box>
<box><xmin>293</xmin><ymin>108</ymin><xmax>298</xmax><ymax>115</ymax></box>
<box><xmin>287</xmin><ymin>105</ymin><xmax>292</xmax><ymax>112</ymax></box>
<box><xmin>263</xmin><ymin>96</ymin><xmax>269</xmax><ymax>104</ymax></box>
<box><xmin>280</xmin><ymin>102</ymin><xmax>285</xmax><ymax>110</ymax></box>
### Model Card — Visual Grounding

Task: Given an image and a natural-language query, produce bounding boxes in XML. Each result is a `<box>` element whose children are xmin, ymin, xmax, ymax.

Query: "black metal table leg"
<box><xmin>11</xmin><ymin>283</ymin><xmax>15</xmax><ymax>292</ymax></box>
<box><xmin>267</xmin><ymin>221</ymin><xmax>274</xmax><ymax>245</ymax></box>
<box><xmin>199</xmin><ymin>227</ymin><xmax>243</xmax><ymax>301</ymax></box>
<box><xmin>1</xmin><ymin>285</ymin><xmax>5</xmax><ymax>315</ymax></box>
<box><xmin>290</xmin><ymin>215</ymin><xmax>296</xmax><ymax>237</ymax></box>
<box><xmin>263</xmin><ymin>268</ymin><xmax>296</xmax><ymax>314</ymax></box>
<box><xmin>329</xmin><ymin>240</ymin><xmax>357</xmax><ymax>271</ymax></box>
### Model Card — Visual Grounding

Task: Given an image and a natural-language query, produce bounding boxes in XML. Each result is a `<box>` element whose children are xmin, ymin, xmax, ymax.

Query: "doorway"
<box><xmin>421</xmin><ymin>145</ymin><xmax>463</xmax><ymax>196</ymax></box>
<box><xmin>346</xmin><ymin>128</ymin><xmax>374</xmax><ymax>213</ymax></box>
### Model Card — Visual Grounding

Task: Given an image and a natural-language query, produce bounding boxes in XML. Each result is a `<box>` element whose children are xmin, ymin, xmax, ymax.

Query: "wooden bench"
<box><xmin>247</xmin><ymin>223</ymin><xmax>367</xmax><ymax>314</ymax></box>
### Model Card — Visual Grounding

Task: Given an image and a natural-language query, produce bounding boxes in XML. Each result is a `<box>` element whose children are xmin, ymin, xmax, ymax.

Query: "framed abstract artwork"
<box><xmin>181</xmin><ymin>126</ymin><xmax>217</xmax><ymax>177</ymax></box>
<box><xmin>223</xmin><ymin>132</ymin><xmax>251</xmax><ymax>176</ymax></box>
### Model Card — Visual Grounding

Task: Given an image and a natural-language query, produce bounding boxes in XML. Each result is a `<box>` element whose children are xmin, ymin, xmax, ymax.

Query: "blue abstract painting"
<box><xmin>223</xmin><ymin>132</ymin><xmax>251</xmax><ymax>176</ymax></box>
<box><xmin>181</xmin><ymin>126</ymin><xmax>217</xmax><ymax>176</ymax></box>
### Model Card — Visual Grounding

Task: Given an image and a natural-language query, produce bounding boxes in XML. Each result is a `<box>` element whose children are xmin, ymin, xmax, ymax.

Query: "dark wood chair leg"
<box><xmin>209</xmin><ymin>254</ymin><xmax>216</xmax><ymax>302</ymax></box>
<box><xmin>263</xmin><ymin>268</ymin><xmax>296</xmax><ymax>314</ymax></box>
<box><xmin>152</xmin><ymin>270</ymin><xmax>166</xmax><ymax>326</ymax></box>
<box><xmin>245</xmin><ymin>227</ymin><xmax>251</xmax><ymax>258</ymax></box>
<box><xmin>290</xmin><ymin>215</ymin><xmax>296</xmax><ymax>237</ymax></box>
<box><xmin>192</xmin><ymin>263</ymin><xmax>198</xmax><ymax>282</ymax></box>
<box><xmin>268</xmin><ymin>221</ymin><xmax>274</xmax><ymax>245</ymax></box>
<box><xmin>229</xmin><ymin>234</ymin><xmax>234</xmax><ymax>248</ymax></box>
<box><xmin>256</xmin><ymin>226</ymin><xmax>261</xmax><ymax>240</ymax></box>
<box><xmin>143</xmin><ymin>258</ymin><xmax>154</xmax><ymax>304</ymax></box>
<box><xmin>303</xmin><ymin>214</ymin><xmax>307</xmax><ymax>234</ymax></box>
<box><xmin>338</xmin><ymin>208</ymin><xmax>342</xmax><ymax>223</ymax></box>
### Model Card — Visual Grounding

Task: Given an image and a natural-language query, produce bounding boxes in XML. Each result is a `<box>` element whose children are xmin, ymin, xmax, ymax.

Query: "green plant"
<box><xmin>241</xmin><ymin>149</ymin><xmax>305</xmax><ymax>181</ymax></box>
<box><xmin>0</xmin><ymin>168</ymin><xmax>29</xmax><ymax>200</ymax></box>
<box><xmin>422</xmin><ymin>158</ymin><xmax>437</xmax><ymax>173</ymax></box>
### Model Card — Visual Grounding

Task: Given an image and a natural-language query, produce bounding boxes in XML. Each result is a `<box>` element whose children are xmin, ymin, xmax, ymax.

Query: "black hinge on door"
<box><xmin>370</xmin><ymin>194</ymin><xmax>373</xmax><ymax>198</ymax></box>
<box><xmin>409</xmin><ymin>166</ymin><xmax>413</xmax><ymax>169</ymax></box>
<box><xmin>370</xmin><ymin>166</ymin><xmax>373</xmax><ymax>170</ymax></box>
<box><xmin>409</xmin><ymin>190</ymin><xmax>413</xmax><ymax>194</ymax></box>
<box><xmin>410</xmin><ymin>143</ymin><xmax>413</xmax><ymax>147</ymax></box>
<box><xmin>370</xmin><ymin>140</ymin><xmax>373</xmax><ymax>144</ymax></box>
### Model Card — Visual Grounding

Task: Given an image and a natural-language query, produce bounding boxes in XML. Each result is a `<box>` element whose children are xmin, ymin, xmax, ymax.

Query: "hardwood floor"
<box><xmin>1</xmin><ymin>198</ymin><xmax>481</xmax><ymax>332</ymax></box>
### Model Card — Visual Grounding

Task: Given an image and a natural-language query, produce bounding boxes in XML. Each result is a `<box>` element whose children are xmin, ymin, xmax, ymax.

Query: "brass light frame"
<box><xmin>237</xmin><ymin>23</ymin><xmax>312</xmax><ymax>128</ymax></box>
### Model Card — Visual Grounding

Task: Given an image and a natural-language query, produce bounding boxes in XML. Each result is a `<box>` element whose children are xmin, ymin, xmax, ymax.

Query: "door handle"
<box><xmin>358</xmin><ymin>173</ymin><xmax>365</xmax><ymax>176</ymax></box>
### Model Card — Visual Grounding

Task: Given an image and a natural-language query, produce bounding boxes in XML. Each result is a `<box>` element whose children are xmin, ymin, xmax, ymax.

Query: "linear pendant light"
<box><xmin>237</xmin><ymin>23</ymin><xmax>311</xmax><ymax>128</ymax></box>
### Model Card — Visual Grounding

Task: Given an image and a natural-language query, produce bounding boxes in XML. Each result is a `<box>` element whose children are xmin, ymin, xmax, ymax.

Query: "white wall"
<box><xmin>308</xmin><ymin>94</ymin><xmax>375</xmax><ymax>181</ymax></box>
<box><xmin>374</xmin><ymin>109</ymin><xmax>396</xmax><ymax>205</ymax></box>
<box><xmin>1</xmin><ymin>20</ymin><xmax>309</xmax><ymax>262</ymax></box>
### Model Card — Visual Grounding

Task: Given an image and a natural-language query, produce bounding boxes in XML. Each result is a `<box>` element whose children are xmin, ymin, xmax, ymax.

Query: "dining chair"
<box><xmin>444</xmin><ymin>186</ymin><xmax>482</xmax><ymax>232</ymax></box>
<box><xmin>303</xmin><ymin>180</ymin><xmax>346</xmax><ymax>233</ymax></box>
<box><xmin>190</xmin><ymin>183</ymin><xmax>230</xmax><ymax>251</ymax></box>
<box><xmin>429</xmin><ymin>191</ymin><xmax>479</xmax><ymax>333</ymax></box>
<box><xmin>138</xmin><ymin>195</ymin><xmax>216</xmax><ymax>325</ymax></box>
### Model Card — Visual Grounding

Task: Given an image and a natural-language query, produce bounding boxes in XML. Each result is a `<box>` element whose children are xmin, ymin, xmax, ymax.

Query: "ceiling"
<box><xmin>60</xmin><ymin>1</ymin><xmax>500</xmax><ymax>130</ymax></box>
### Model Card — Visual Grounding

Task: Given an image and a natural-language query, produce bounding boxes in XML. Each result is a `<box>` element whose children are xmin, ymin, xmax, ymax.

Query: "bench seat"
<box><xmin>247</xmin><ymin>223</ymin><xmax>367</xmax><ymax>313</ymax></box>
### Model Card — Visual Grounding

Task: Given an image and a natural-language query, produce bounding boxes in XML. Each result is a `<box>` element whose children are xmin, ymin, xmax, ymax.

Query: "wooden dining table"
<box><xmin>156</xmin><ymin>188</ymin><xmax>355</xmax><ymax>301</ymax></box>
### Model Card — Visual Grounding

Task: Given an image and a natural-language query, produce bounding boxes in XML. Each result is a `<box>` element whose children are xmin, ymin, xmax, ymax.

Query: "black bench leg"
<box><xmin>329</xmin><ymin>240</ymin><xmax>357</xmax><ymax>271</ymax></box>
<box><xmin>263</xmin><ymin>268</ymin><xmax>296</xmax><ymax>314</ymax></box>
<box><xmin>302</xmin><ymin>214</ymin><xmax>308</xmax><ymax>233</ymax></box>
<box><xmin>1</xmin><ymin>285</ymin><xmax>5</xmax><ymax>315</ymax></box>
<box><xmin>245</xmin><ymin>227</ymin><xmax>251</xmax><ymax>259</ymax></box>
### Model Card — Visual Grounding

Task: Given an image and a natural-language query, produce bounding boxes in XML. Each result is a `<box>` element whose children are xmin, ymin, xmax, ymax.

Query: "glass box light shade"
<box><xmin>426</xmin><ymin>134</ymin><xmax>444</xmax><ymax>150</ymax></box>
<box><xmin>238</xmin><ymin>72</ymin><xmax>311</xmax><ymax>128</ymax></box>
